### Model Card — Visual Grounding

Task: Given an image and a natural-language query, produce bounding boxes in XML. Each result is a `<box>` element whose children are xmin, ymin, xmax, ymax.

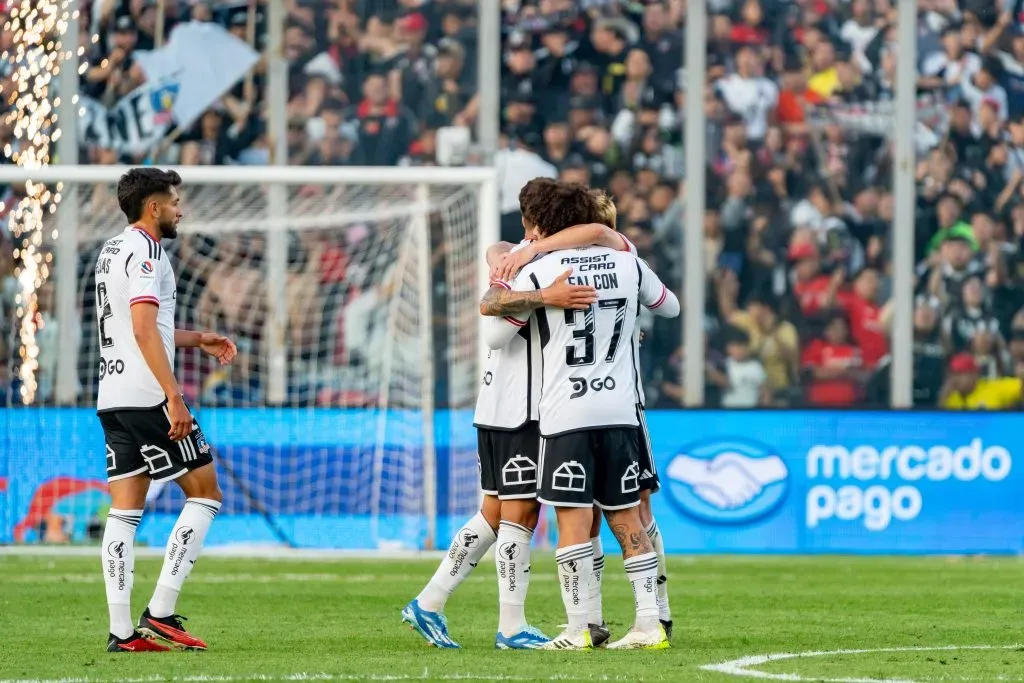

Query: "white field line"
<box><xmin>0</xmin><ymin>546</ymin><xmax>445</xmax><ymax>560</ymax></box>
<box><xmin>0</xmin><ymin>672</ymin><xmax>636</xmax><ymax>683</ymax></box>
<box><xmin>700</xmin><ymin>644</ymin><xmax>1023</xmax><ymax>683</ymax></box>
<box><xmin>1</xmin><ymin>572</ymin><xmax>559</xmax><ymax>585</ymax></box>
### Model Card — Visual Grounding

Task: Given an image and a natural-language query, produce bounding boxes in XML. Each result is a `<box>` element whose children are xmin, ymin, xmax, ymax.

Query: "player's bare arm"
<box><xmin>174</xmin><ymin>329</ymin><xmax>238</xmax><ymax>365</ymax></box>
<box><xmin>494</xmin><ymin>225</ymin><xmax>628</xmax><ymax>282</ymax></box>
<box><xmin>479</xmin><ymin>269</ymin><xmax>597</xmax><ymax>316</ymax></box>
<box><xmin>131</xmin><ymin>303</ymin><xmax>190</xmax><ymax>441</ymax></box>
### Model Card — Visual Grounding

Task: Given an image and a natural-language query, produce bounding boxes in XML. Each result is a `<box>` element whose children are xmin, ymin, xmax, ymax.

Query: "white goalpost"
<box><xmin>0</xmin><ymin>164</ymin><xmax>499</xmax><ymax>551</ymax></box>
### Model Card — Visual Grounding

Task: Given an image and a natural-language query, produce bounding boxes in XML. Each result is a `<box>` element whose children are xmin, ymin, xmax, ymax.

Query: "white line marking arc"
<box><xmin>701</xmin><ymin>644</ymin><xmax>1023</xmax><ymax>682</ymax></box>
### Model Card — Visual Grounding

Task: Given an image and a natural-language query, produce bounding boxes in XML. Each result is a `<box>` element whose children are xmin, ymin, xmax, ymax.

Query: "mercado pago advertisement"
<box><xmin>1</xmin><ymin>409</ymin><xmax>1021</xmax><ymax>553</ymax></box>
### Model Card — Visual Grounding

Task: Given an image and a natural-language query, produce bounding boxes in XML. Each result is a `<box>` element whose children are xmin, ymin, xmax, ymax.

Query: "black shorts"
<box><xmin>636</xmin><ymin>405</ymin><xmax>660</xmax><ymax>493</ymax></box>
<box><xmin>538</xmin><ymin>427</ymin><xmax>641</xmax><ymax>510</ymax></box>
<box><xmin>99</xmin><ymin>402</ymin><xmax>215</xmax><ymax>483</ymax></box>
<box><xmin>478</xmin><ymin>422</ymin><xmax>541</xmax><ymax>499</ymax></box>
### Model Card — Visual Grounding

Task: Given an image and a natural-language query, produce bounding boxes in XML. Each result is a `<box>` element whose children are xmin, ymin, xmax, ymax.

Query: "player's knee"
<box><xmin>500</xmin><ymin>499</ymin><xmax>540</xmax><ymax>530</ymax></box>
<box><xmin>480</xmin><ymin>494</ymin><xmax>502</xmax><ymax>530</ymax></box>
<box><xmin>589</xmin><ymin>506</ymin><xmax>602</xmax><ymax>538</ymax></box>
<box><xmin>638</xmin><ymin>491</ymin><xmax>653</xmax><ymax>528</ymax></box>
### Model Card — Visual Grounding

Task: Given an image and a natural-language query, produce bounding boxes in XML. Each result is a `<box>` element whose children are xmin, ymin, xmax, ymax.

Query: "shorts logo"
<box><xmin>552</xmin><ymin>461</ymin><xmax>587</xmax><ymax>493</ymax></box>
<box><xmin>194</xmin><ymin>429</ymin><xmax>211</xmax><ymax>454</ymax></box>
<box><xmin>107</xmin><ymin>541</ymin><xmax>126</xmax><ymax>558</ymax></box>
<box><xmin>175</xmin><ymin>526</ymin><xmax>195</xmax><ymax>546</ymax></box>
<box><xmin>621</xmin><ymin>461</ymin><xmax>640</xmax><ymax>494</ymax></box>
<box><xmin>499</xmin><ymin>542</ymin><xmax>520</xmax><ymax>560</ymax></box>
<box><xmin>140</xmin><ymin>260</ymin><xmax>154</xmax><ymax>274</ymax></box>
<box><xmin>461</xmin><ymin>530</ymin><xmax>479</xmax><ymax>547</ymax></box>
<box><xmin>105</xmin><ymin>444</ymin><xmax>116</xmax><ymax>471</ymax></box>
<box><xmin>502</xmin><ymin>455</ymin><xmax>537</xmax><ymax>487</ymax></box>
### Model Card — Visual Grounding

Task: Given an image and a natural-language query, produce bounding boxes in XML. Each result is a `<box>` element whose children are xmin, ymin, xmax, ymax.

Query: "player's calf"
<box><xmin>494</xmin><ymin>500</ymin><xmax>548</xmax><ymax>647</ymax></box>
<box><xmin>605</xmin><ymin>507</ymin><xmax>661</xmax><ymax>639</ymax></box>
<box><xmin>404</xmin><ymin>507</ymin><xmax>497</xmax><ymax>647</ymax></box>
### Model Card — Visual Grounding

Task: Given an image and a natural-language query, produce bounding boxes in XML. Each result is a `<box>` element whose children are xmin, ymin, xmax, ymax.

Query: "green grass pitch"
<box><xmin>0</xmin><ymin>554</ymin><xmax>1020</xmax><ymax>682</ymax></box>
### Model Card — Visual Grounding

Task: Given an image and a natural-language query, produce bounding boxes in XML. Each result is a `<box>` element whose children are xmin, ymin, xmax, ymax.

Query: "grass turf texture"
<box><xmin>0</xmin><ymin>554</ymin><xmax>1020</xmax><ymax>682</ymax></box>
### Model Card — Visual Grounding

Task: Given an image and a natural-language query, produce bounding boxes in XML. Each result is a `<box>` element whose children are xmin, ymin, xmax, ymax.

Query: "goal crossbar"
<box><xmin>0</xmin><ymin>164</ymin><xmax>498</xmax><ymax>186</ymax></box>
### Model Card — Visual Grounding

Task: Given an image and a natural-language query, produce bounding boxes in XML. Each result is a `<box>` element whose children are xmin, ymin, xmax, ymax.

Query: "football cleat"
<box><xmin>107</xmin><ymin>631</ymin><xmax>171</xmax><ymax>653</ymax></box>
<box><xmin>495</xmin><ymin>625</ymin><xmax>551</xmax><ymax>650</ymax></box>
<box><xmin>541</xmin><ymin>627</ymin><xmax>593</xmax><ymax>651</ymax></box>
<box><xmin>401</xmin><ymin>599</ymin><xmax>460</xmax><ymax>649</ymax></box>
<box><xmin>660</xmin><ymin>619</ymin><xmax>673</xmax><ymax>641</ymax></box>
<box><xmin>606</xmin><ymin>624</ymin><xmax>671</xmax><ymax>650</ymax></box>
<box><xmin>137</xmin><ymin>609</ymin><xmax>207</xmax><ymax>650</ymax></box>
<box><xmin>590</xmin><ymin>622</ymin><xmax>612</xmax><ymax>648</ymax></box>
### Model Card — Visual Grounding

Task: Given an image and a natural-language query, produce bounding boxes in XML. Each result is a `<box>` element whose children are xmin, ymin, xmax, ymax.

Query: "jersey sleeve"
<box><xmin>636</xmin><ymin>258</ymin><xmax>680</xmax><ymax>317</ymax></box>
<box><xmin>619</xmin><ymin>234</ymin><xmax>638</xmax><ymax>255</ymax></box>
<box><xmin>126</xmin><ymin>251</ymin><xmax>161</xmax><ymax>307</ymax></box>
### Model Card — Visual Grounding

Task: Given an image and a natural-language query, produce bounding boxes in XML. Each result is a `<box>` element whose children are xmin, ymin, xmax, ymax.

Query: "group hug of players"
<box><xmin>402</xmin><ymin>178</ymin><xmax>680</xmax><ymax>651</ymax></box>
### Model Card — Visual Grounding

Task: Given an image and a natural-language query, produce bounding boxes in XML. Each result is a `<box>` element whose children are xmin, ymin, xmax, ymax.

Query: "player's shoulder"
<box><xmin>123</xmin><ymin>227</ymin><xmax>165</xmax><ymax>261</ymax></box>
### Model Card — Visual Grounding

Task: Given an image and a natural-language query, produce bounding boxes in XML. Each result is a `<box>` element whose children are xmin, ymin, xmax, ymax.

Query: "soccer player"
<box><xmin>402</xmin><ymin>180</ymin><xmax>631</xmax><ymax>649</ymax></box>
<box><xmin>493</xmin><ymin>191</ymin><xmax>674</xmax><ymax>639</ymax></box>
<box><xmin>482</xmin><ymin>214</ymin><xmax>679</xmax><ymax>650</ymax></box>
<box><xmin>95</xmin><ymin>168</ymin><xmax>237</xmax><ymax>653</ymax></box>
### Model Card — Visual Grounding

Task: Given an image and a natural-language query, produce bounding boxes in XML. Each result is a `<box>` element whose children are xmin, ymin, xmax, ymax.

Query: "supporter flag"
<box><xmin>134</xmin><ymin>20</ymin><xmax>260</xmax><ymax>130</ymax></box>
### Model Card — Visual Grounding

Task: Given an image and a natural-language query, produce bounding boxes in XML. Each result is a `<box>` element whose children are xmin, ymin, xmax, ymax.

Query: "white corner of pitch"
<box><xmin>700</xmin><ymin>645</ymin><xmax>1023</xmax><ymax>683</ymax></box>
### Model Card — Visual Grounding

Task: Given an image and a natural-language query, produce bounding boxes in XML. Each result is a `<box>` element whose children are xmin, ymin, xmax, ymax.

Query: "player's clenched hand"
<box><xmin>540</xmin><ymin>269</ymin><xmax>598</xmax><ymax>310</ymax></box>
<box><xmin>494</xmin><ymin>244</ymin><xmax>538</xmax><ymax>283</ymax></box>
<box><xmin>166</xmin><ymin>395</ymin><xmax>192</xmax><ymax>442</ymax></box>
<box><xmin>199</xmin><ymin>332</ymin><xmax>238</xmax><ymax>365</ymax></box>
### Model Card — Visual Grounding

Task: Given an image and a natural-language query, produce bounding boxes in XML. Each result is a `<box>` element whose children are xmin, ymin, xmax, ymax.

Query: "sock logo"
<box><xmin>107</xmin><ymin>541</ymin><xmax>125</xmax><ymax>558</ymax></box>
<box><xmin>499</xmin><ymin>542</ymin><xmax>520</xmax><ymax>560</ymax></box>
<box><xmin>560</xmin><ymin>559</ymin><xmax>578</xmax><ymax>573</ymax></box>
<box><xmin>461</xmin><ymin>530</ymin><xmax>479</xmax><ymax>547</ymax></box>
<box><xmin>175</xmin><ymin>526</ymin><xmax>195</xmax><ymax>546</ymax></box>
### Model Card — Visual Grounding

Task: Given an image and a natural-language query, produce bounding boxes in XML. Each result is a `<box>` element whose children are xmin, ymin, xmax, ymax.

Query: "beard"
<box><xmin>158</xmin><ymin>217</ymin><xmax>178</xmax><ymax>239</ymax></box>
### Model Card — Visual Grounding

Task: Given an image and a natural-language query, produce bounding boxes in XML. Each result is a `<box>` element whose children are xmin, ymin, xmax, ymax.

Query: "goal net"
<box><xmin>0</xmin><ymin>165</ymin><xmax>498</xmax><ymax>551</ymax></box>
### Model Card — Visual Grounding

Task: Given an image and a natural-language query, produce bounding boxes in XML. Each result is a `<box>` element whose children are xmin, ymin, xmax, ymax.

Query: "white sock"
<box><xmin>624</xmin><ymin>551</ymin><xmax>660</xmax><ymax>633</ymax></box>
<box><xmin>646</xmin><ymin>518</ymin><xmax>671</xmax><ymax>622</ymax></box>
<box><xmin>148</xmin><ymin>497</ymin><xmax>221</xmax><ymax>618</ymax></box>
<box><xmin>102</xmin><ymin>508</ymin><xmax>142</xmax><ymax>639</ymax></box>
<box><xmin>495</xmin><ymin>520</ymin><xmax>533</xmax><ymax>636</ymax></box>
<box><xmin>588</xmin><ymin>535</ymin><xmax>604</xmax><ymax>625</ymax></box>
<box><xmin>555</xmin><ymin>542</ymin><xmax>593</xmax><ymax>632</ymax></box>
<box><xmin>417</xmin><ymin>512</ymin><xmax>496</xmax><ymax>612</ymax></box>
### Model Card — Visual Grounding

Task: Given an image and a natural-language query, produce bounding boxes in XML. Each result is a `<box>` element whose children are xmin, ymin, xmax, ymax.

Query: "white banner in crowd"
<box><xmin>77</xmin><ymin>22</ymin><xmax>259</xmax><ymax>155</ymax></box>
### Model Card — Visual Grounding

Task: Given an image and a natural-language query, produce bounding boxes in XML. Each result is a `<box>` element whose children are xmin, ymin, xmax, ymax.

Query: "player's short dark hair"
<box><xmin>117</xmin><ymin>168</ymin><xmax>182</xmax><ymax>222</ymax></box>
<box><xmin>519</xmin><ymin>177</ymin><xmax>558</xmax><ymax>227</ymax></box>
<box><xmin>534</xmin><ymin>182</ymin><xmax>596</xmax><ymax>237</ymax></box>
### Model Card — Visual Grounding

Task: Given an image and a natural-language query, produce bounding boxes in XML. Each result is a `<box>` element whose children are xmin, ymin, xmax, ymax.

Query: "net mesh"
<box><xmin>5</xmin><ymin>177</ymin><xmax>483</xmax><ymax>549</ymax></box>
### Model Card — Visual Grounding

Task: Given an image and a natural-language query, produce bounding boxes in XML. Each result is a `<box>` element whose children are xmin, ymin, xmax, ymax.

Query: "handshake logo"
<box><xmin>665</xmin><ymin>440</ymin><xmax>790</xmax><ymax>524</ymax></box>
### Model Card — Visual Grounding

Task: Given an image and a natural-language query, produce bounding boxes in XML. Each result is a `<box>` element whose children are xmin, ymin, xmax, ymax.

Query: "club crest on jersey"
<box><xmin>140</xmin><ymin>260</ymin><xmax>154</xmax><ymax>275</ymax></box>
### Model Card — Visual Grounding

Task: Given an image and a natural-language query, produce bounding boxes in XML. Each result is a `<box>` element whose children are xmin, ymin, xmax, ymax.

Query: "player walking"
<box><xmin>96</xmin><ymin>168</ymin><xmax>237</xmax><ymax>653</ymax></box>
<box><xmin>485</xmin><ymin>221</ymin><xmax>679</xmax><ymax>650</ymax></box>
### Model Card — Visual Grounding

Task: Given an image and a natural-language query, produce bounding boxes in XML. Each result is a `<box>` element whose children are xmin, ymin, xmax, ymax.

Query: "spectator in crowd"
<box><xmin>940</xmin><ymin>351</ymin><xmax>1022</xmax><ymax>409</ymax></box>
<box><xmin>12</xmin><ymin>0</ymin><xmax>1024</xmax><ymax>411</ymax></box>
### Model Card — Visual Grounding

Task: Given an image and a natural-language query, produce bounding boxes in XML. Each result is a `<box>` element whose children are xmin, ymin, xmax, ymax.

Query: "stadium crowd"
<box><xmin>4</xmin><ymin>0</ymin><xmax>1024</xmax><ymax>410</ymax></box>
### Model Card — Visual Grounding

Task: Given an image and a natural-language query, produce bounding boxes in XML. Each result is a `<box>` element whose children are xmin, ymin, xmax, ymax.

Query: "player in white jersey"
<box><xmin>492</xmin><ymin>192</ymin><xmax>674</xmax><ymax>641</ymax></box>
<box><xmin>95</xmin><ymin>168</ymin><xmax>237</xmax><ymax>653</ymax></box>
<box><xmin>402</xmin><ymin>180</ymin><xmax>636</xmax><ymax>649</ymax></box>
<box><xmin>484</xmin><ymin>228</ymin><xmax>679</xmax><ymax>651</ymax></box>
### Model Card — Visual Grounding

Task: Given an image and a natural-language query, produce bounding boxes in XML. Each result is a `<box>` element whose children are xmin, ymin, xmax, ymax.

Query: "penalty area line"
<box><xmin>700</xmin><ymin>644</ymin><xmax>1023</xmax><ymax>683</ymax></box>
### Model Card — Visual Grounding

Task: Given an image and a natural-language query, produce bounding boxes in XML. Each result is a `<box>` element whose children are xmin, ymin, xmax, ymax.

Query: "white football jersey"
<box><xmin>473</xmin><ymin>240</ymin><xmax>542</xmax><ymax>430</ymax></box>
<box><xmin>509</xmin><ymin>246</ymin><xmax>678</xmax><ymax>437</ymax></box>
<box><xmin>95</xmin><ymin>226</ymin><xmax>177</xmax><ymax>412</ymax></box>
